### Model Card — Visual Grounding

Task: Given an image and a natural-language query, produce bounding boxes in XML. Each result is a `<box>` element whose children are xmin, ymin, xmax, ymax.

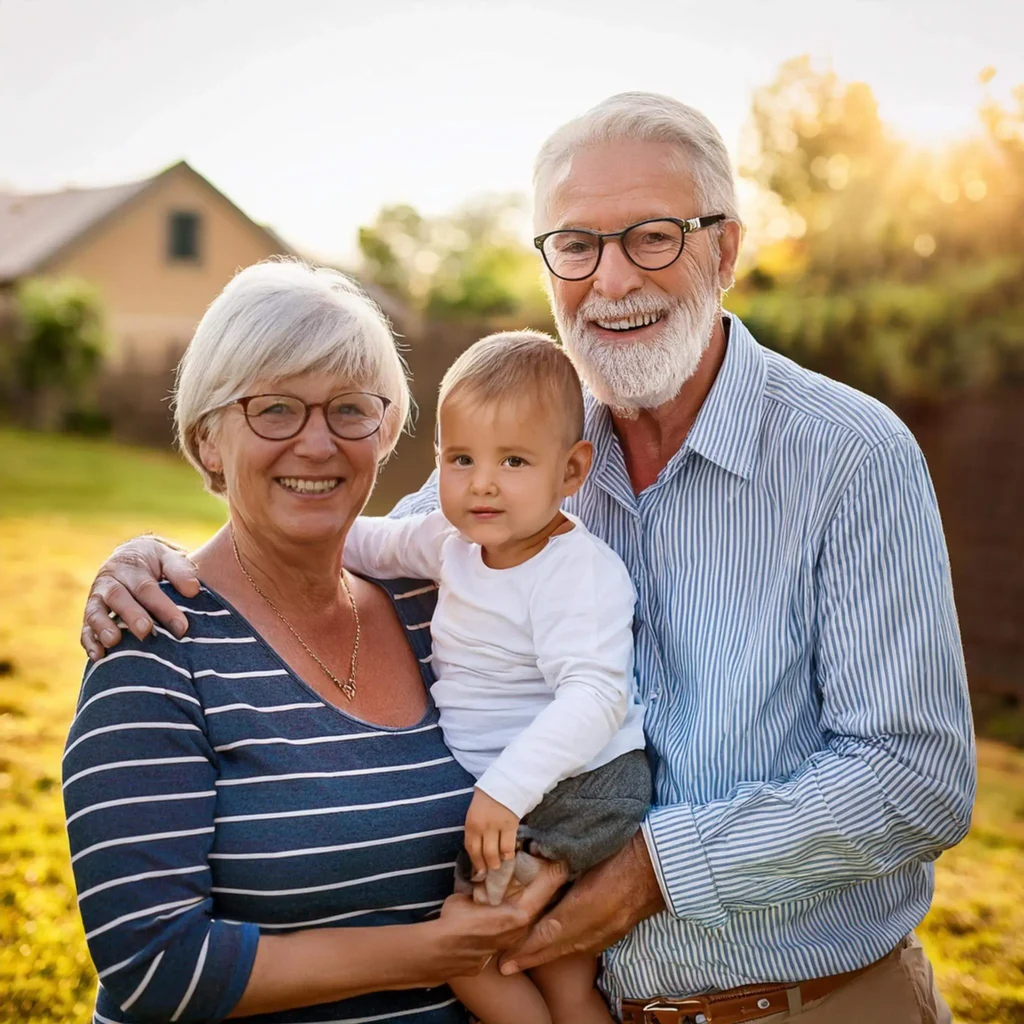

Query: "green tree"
<box><xmin>14</xmin><ymin>278</ymin><xmax>108</xmax><ymax>430</ymax></box>
<box><xmin>734</xmin><ymin>57</ymin><xmax>1024</xmax><ymax>399</ymax></box>
<box><xmin>740</xmin><ymin>55</ymin><xmax>903</xmax><ymax>285</ymax></box>
<box><xmin>357</xmin><ymin>195</ymin><xmax>550</xmax><ymax>323</ymax></box>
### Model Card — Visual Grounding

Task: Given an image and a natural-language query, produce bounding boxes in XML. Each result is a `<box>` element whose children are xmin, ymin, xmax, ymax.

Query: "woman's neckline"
<box><xmin>185</xmin><ymin>578</ymin><xmax>437</xmax><ymax>734</ymax></box>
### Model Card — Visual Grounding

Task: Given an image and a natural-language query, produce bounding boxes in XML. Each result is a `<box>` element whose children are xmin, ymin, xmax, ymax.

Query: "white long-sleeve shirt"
<box><xmin>344</xmin><ymin>510</ymin><xmax>646</xmax><ymax>817</ymax></box>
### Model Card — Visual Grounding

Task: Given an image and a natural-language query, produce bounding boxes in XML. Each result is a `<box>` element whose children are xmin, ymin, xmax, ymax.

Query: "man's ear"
<box><xmin>562</xmin><ymin>440</ymin><xmax>593</xmax><ymax>498</ymax></box>
<box><xmin>717</xmin><ymin>220</ymin><xmax>743</xmax><ymax>291</ymax></box>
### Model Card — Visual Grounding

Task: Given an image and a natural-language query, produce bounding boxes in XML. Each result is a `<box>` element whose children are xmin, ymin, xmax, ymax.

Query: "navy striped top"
<box><xmin>63</xmin><ymin>578</ymin><xmax>474</xmax><ymax>1024</ymax></box>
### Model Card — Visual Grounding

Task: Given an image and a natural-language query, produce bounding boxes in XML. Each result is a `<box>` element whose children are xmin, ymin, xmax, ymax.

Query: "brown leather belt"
<box><xmin>620</xmin><ymin>941</ymin><xmax>903</xmax><ymax>1024</ymax></box>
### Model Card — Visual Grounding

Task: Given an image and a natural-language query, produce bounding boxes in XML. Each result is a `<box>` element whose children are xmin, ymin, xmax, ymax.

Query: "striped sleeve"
<box><xmin>643</xmin><ymin>434</ymin><xmax>976</xmax><ymax>928</ymax></box>
<box><xmin>388</xmin><ymin>469</ymin><xmax>441</xmax><ymax>518</ymax></box>
<box><xmin>63</xmin><ymin>633</ymin><xmax>259</xmax><ymax>1022</ymax></box>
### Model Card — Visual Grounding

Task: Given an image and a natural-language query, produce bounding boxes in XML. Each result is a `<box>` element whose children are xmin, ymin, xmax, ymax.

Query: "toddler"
<box><xmin>344</xmin><ymin>330</ymin><xmax>650</xmax><ymax>1024</ymax></box>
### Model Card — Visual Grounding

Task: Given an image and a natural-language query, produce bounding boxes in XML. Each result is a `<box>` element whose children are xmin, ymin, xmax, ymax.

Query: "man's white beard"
<box><xmin>553</xmin><ymin>258</ymin><xmax>721</xmax><ymax>417</ymax></box>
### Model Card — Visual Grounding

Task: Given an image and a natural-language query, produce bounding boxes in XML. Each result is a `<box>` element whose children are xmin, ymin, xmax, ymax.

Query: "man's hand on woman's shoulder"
<box><xmin>81</xmin><ymin>535</ymin><xmax>200</xmax><ymax>660</ymax></box>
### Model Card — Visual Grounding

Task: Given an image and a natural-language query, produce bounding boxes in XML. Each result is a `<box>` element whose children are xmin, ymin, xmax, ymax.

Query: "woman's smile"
<box><xmin>275</xmin><ymin>475</ymin><xmax>344</xmax><ymax>496</ymax></box>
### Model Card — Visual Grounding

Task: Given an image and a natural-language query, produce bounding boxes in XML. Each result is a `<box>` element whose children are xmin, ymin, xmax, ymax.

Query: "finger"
<box><xmin>499</xmin><ymin>828</ymin><xmax>516</xmax><ymax>863</ymax></box>
<box><xmin>499</xmin><ymin>912</ymin><xmax>568</xmax><ymax>974</ymax></box>
<box><xmin>133</xmin><ymin>577</ymin><xmax>190</xmax><ymax>637</ymax></box>
<box><xmin>465</xmin><ymin>833</ymin><xmax>486</xmax><ymax>878</ymax></box>
<box><xmin>490</xmin><ymin>902</ymin><xmax>530</xmax><ymax>932</ymax></box>
<box><xmin>83</xmin><ymin>595</ymin><xmax>124</xmax><ymax>650</ymax></box>
<box><xmin>508</xmin><ymin>858</ymin><xmax>569</xmax><ymax>921</ymax></box>
<box><xmin>161</xmin><ymin>549</ymin><xmax>201</xmax><ymax>599</ymax></box>
<box><xmin>81</xmin><ymin>625</ymin><xmax>105</xmax><ymax>662</ymax></box>
<box><xmin>482</xmin><ymin>829</ymin><xmax>502</xmax><ymax>872</ymax></box>
<box><xmin>91</xmin><ymin>579</ymin><xmax>152</xmax><ymax>641</ymax></box>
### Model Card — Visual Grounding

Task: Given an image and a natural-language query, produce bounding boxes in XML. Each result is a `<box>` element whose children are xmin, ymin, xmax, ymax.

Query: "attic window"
<box><xmin>168</xmin><ymin>211</ymin><xmax>201</xmax><ymax>262</ymax></box>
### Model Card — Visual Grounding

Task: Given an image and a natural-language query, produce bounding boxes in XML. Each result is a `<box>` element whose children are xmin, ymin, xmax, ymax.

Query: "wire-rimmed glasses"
<box><xmin>534</xmin><ymin>215</ymin><xmax>726</xmax><ymax>281</ymax></box>
<box><xmin>227</xmin><ymin>392</ymin><xmax>391</xmax><ymax>441</ymax></box>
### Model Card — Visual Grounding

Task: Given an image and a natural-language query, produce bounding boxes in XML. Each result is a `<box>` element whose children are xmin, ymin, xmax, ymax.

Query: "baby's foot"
<box><xmin>484</xmin><ymin>857</ymin><xmax>517</xmax><ymax>905</ymax></box>
<box><xmin>512</xmin><ymin>849</ymin><xmax>543</xmax><ymax>885</ymax></box>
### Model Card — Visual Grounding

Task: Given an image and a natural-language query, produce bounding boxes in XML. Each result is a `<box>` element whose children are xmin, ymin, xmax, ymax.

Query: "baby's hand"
<box><xmin>464</xmin><ymin>788</ymin><xmax>520</xmax><ymax>877</ymax></box>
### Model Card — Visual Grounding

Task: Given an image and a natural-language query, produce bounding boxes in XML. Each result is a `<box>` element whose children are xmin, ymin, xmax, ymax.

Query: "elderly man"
<box><xmin>81</xmin><ymin>93</ymin><xmax>974</xmax><ymax>1023</ymax></box>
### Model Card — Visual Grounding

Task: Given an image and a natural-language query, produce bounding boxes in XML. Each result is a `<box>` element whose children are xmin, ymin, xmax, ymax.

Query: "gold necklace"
<box><xmin>231</xmin><ymin>531</ymin><xmax>360</xmax><ymax>701</ymax></box>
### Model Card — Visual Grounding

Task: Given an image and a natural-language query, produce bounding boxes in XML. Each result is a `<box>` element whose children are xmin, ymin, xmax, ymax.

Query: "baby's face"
<box><xmin>437</xmin><ymin>394</ymin><xmax>577</xmax><ymax>555</ymax></box>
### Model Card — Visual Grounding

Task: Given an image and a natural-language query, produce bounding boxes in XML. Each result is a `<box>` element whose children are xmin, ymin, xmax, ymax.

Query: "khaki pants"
<box><xmin>759</xmin><ymin>935</ymin><xmax>952</xmax><ymax>1024</ymax></box>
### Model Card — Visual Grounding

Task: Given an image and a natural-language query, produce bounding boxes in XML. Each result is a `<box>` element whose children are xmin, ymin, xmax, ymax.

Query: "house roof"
<box><xmin>0</xmin><ymin>160</ymin><xmax>409</xmax><ymax>326</ymax></box>
<box><xmin>0</xmin><ymin>178</ymin><xmax>151</xmax><ymax>283</ymax></box>
<box><xmin>0</xmin><ymin>160</ymin><xmax>296</xmax><ymax>284</ymax></box>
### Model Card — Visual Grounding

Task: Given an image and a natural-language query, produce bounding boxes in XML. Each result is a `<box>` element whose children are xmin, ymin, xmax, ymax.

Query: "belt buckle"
<box><xmin>642</xmin><ymin>997</ymin><xmax>711</xmax><ymax>1024</ymax></box>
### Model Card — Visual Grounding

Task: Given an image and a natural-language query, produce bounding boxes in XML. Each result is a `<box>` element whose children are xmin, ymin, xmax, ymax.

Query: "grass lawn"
<box><xmin>1</xmin><ymin>427</ymin><xmax>1022</xmax><ymax>1023</ymax></box>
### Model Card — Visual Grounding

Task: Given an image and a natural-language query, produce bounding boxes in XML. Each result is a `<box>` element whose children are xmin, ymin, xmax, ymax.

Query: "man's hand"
<box><xmin>464</xmin><ymin>788</ymin><xmax>520</xmax><ymax>876</ymax></box>
<box><xmin>81</xmin><ymin>536</ymin><xmax>200</xmax><ymax>660</ymax></box>
<box><xmin>498</xmin><ymin>830</ymin><xmax>665</xmax><ymax>974</ymax></box>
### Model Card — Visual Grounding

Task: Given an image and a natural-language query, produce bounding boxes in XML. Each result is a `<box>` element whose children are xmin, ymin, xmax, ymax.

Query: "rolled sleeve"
<box><xmin>642</xmin><ymin>806</ymin><xmax>727</xmax><ymax>929</ymax></box>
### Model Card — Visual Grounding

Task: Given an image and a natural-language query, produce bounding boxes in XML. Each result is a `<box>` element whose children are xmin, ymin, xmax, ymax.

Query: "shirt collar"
<box><xmin>683</xmin><ymin>314</ymin><xmax>766</xmax><ymax>480</ymax></box>
<box><xmin>584</xmin><ymin>313</ymin><xmax>767</xmax><ymax>488</ymax></box>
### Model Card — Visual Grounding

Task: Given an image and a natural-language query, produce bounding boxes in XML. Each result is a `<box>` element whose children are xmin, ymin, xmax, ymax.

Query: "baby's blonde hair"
<box><xmin>438</xmin><ymin>330</ymin><xmax>585</xmax><ymax>446</ymax></box>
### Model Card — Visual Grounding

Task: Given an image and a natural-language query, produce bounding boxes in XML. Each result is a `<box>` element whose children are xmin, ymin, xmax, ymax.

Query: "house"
<box><xmin>0</xmin><ymin>160</ymin><xmax>298</xmax><ymax>371</ymax></box>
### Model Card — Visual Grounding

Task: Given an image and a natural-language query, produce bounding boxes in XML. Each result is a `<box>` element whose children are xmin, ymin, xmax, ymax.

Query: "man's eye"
<box><xmin>503</xmin><ymin>456</ymin><xmax>527</xmax><ymax>468</ymax></box>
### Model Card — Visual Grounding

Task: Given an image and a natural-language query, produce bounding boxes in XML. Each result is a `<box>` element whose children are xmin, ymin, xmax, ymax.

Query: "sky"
<box><xmin>1</xmin><ymin>0</ymin><xmax>1021</xmax><ymax>262</ymax></box>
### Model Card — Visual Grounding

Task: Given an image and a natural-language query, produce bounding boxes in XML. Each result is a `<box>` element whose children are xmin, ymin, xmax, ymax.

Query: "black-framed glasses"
<box><xmin>228</xmin><ymin>391</ymin><xmax>391</xmax><ymax>441</ymax></box>
<box><xmin>534</xmin><ymin>215</ymin><xmax>726</xmax><ymax>281</ymax></box>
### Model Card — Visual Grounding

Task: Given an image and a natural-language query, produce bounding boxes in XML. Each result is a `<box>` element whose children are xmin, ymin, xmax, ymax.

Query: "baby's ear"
<box><xmin>562</xmin><ymin>439</ymin><xmax>593</xmax><ymax>497</ymax></box>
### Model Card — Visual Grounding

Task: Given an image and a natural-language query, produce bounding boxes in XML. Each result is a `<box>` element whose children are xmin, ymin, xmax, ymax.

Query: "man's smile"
<box><xmin>593</xmin><ymin>312</ymin><xmax>664</xmax><ymax>332</ymax></box>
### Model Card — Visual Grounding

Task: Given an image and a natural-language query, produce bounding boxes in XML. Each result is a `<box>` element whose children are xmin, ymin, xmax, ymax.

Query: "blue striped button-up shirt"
<box><xmin>393</xmin><ymin>315</ymin><xmax>975</xmax><ymax>1005</ymax></box>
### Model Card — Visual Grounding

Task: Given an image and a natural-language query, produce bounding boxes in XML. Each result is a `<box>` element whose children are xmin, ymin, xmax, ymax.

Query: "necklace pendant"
<box><xmin>340</xmin><ymin>679</ymin><xmax>357</xmax><ymax>701</ymax></box>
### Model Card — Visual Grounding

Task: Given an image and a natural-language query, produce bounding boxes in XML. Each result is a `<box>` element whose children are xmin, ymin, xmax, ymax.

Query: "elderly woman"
<box><xmin>63</xmin><ymin>260</ymin><xmax>558</xmax><ymax>1024</ymax></box>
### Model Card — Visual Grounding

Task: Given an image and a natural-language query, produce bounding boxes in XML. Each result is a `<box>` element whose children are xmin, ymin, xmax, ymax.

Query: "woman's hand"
<box><xmin>81</xmin><ymin>535</ymin><xmax>200</xmax><ymax>659</ymax></box>
<box><xmin>428</xmin><ymin>855</ymin><xmax>570</xmax><ymax>981</ymax></box>
<box><xmin>429</xmin><ymin>895</ymin><xmax>530</xmax><ymax>980</ymax></box>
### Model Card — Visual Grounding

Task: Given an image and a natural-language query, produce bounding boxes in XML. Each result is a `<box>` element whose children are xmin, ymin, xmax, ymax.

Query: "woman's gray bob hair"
<box><xmin>174</xmin><ymin>259</ymin><xmax>411</xmax><ymax>495</ymax></box>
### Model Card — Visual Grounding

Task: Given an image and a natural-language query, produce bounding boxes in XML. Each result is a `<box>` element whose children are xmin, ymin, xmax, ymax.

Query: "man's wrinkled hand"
<box><xmin>81</xmin><ymin>535</ymin><xmax>200</xmax><ymax>660</ymax></box>
<box><xmin>464</xmin><ymin>788</ymin><xmax>520</xmax><ymax>877</ymax></box>
<box><xmin>499</xmin><ymin>830</ymin><xmax>665</xmax><ymax>974</ymax></box>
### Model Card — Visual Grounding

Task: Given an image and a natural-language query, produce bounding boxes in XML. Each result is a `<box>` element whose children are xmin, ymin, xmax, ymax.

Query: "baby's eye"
<box><xmin>451</xmin><ymin>454</ymin><xmax>473</xmax><ymax>467</ymax></box>
<box><xmin>503</xmin><ymin>456</ymin><xmax>527</xmax><ymax>468</ymax></box>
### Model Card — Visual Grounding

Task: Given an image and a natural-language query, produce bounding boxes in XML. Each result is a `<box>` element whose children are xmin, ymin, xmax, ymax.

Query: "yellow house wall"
<box><xmin>46</xmin><ymin>165</ymin><xmax>285</xmax><ymax>370</ymax></box>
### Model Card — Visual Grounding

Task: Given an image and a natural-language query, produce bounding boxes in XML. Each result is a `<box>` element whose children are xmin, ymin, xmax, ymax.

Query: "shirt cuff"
<box><xmin>208</xmin><ymin>921</ymin><xmax>261</xmax><ymax>1022</ymax></box>
<box><xmin>643</xmin><ymin>804</ymin><xmax>728</xmax><ymax>929</ymax></box>
<box><xmin>474</xmin><ymin>766</ymin><xmax>538</xmax><ymax>819</ymax></box>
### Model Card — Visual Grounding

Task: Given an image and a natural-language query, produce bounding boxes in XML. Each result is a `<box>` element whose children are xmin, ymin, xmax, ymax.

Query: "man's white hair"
<box><xmin>174</xmin><ymin>258</ymin><xmax>411</xmax><ymax>495</ymax></box>
<box><xmin>533</xmin><ymin>91</ymin><xmax>741</xmax><ymax>229</ymax></box>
